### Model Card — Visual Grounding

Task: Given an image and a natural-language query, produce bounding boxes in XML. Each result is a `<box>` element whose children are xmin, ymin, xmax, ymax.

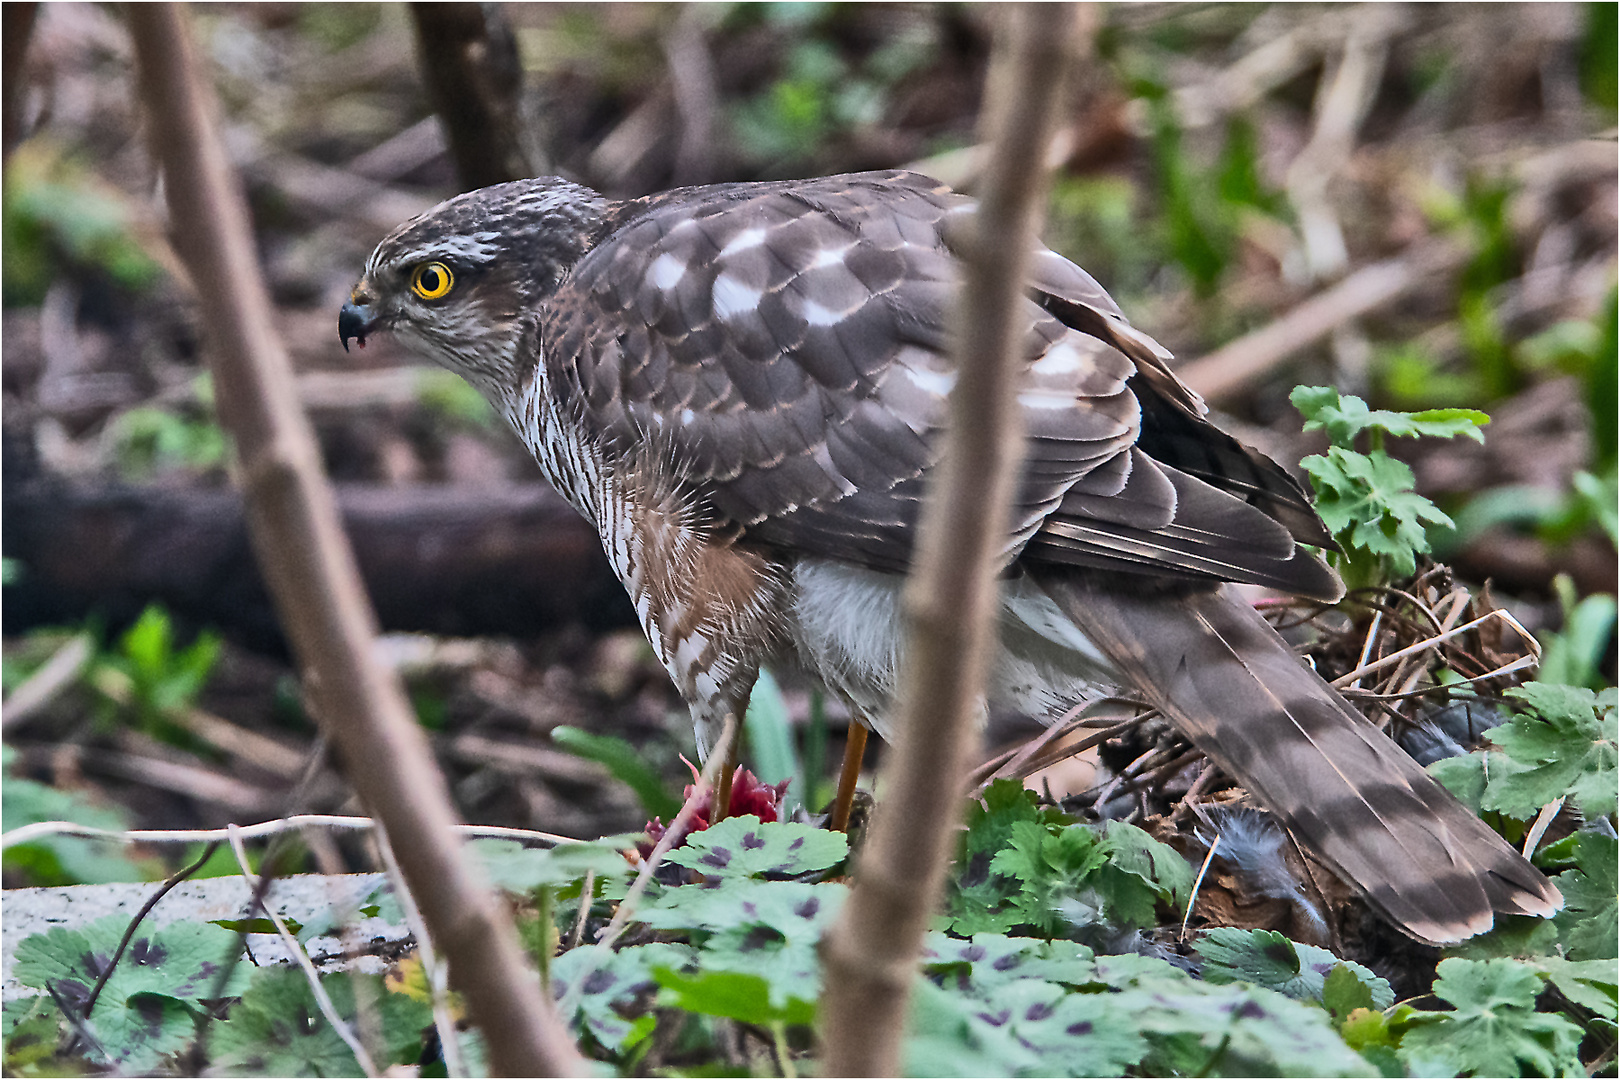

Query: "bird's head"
<box><xmin>340</xmin><ymin>176</ymin><xmax>608</xmax><ymax>402</ymax></box>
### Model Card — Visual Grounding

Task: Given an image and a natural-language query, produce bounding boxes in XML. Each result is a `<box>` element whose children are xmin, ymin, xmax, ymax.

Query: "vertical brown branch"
<box><xmin>410</xmin><ymin>2</ymin><xmax>533</xmax><ymax>190</ymax></box>
<box><xmin>2</xmin><ymin>1</ymin><xmax>39</xmax><ymax>158</ymax></box>
<box><xmin>125</xmin><ymin>6</ymin><xmax>582</xmax><ymax>1075</ymax></box>
<box><xmin>818</xmin><ymin>5</ymin><xmax>1087</xmax><ymax>1074</ymax></box>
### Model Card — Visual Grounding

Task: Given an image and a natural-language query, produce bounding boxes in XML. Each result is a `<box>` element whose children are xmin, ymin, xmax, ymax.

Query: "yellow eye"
<box><xmin>410</xmin><ymin>261</ymin><xmax>454</xmax><ymax>300</ymax></box>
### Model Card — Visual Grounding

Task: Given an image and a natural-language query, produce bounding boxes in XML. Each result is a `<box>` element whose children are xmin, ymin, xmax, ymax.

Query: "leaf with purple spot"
<box><xmin>662</xmin><ymin>816</ymin><xmax>847</xmax><ymax>880</ymax></box>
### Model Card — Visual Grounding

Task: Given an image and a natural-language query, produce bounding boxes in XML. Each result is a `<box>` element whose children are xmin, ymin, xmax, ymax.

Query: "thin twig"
<box><xmin>83</xmin><ymin>842</ymin><xmax>221</xmax><ymax>1017</ymax></box>
<box><xmin>570</xmin><ymin>870</ymin><xmax>596</xmax><ymax>952</ymax></box>
<box><xmin>126</xmin><ymin>8</ymin><xmax>579</xmax><ymax>1072</ymax></box>
<box><xmin>1348</xmin><ymin>610</ymin><xmax>1383</xmax><ymax>692</ymax></box>
<box><xmin>373</xmin><ymin>823</ymin><xmax>465</xmax><ymax>1078</ymax></box>
<box><xmin>46</xmin><ymin>981</ymin><xmax>112</xmax><ymax>1069</ymax></box>
<box><xmin>821</xmin><ymin>10</ymin><xmax>1086</xmax><ymax>1065</ymax></box>
<box><xmin>1</xmin><ymin>631</ymin><xmax>92</xmax><ymax>731</ymax></box>
<box><xmin>226</xmin><ymin>825</ymin><xmax>379</xmax><ymax>1078</ymax></box>
<box><xmin>1181</xmin><ymin>832</ymin><xmax>1221</xmax><ymax>943</ymax></box>
<box><xmin>1175</xmin><ymin>238</ymin><xmax>1468</xmax><ymax>405</ymax></box>
<box><xmin>2</xmin><ymin>814</ymin><xmax>584</xmax><ymax>851</ymax></box>
<box><xmin>555</xmin><ymin>713</ymin><xmax>737</xmax><ymax>1025</ymax></box>
<box><xmin>1329</xmin><ymin>607</ymin><xmax>1540</xmax><ymax>688</ymax></box>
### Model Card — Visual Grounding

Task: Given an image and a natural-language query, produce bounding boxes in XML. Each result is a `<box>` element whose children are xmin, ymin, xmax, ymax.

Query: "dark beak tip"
<box><xmin>338</xmin><ymin>302</ymin><xmax>373</xmax><ymax>354</ymax></box>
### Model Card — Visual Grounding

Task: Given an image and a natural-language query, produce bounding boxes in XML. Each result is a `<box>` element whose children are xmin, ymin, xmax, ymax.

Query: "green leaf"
<box><xmin>467</xmin><ymin>838</ymin><xmax>633</xmax><ymax>894</ymax></box>
<box><xmin>1120</xmin><ymin>978</ymin><xmax>1376</xmax><ymax>1077</ymax></box>
<box><xmin>1292</xmin><ymin>385</ymin><xmax>1489</xmax><ymax>447</ymax></box>
<box><xmin>1302</xmin><ymin>447</ymin><xmax>1452</xmax><ymax>579</ymax></box>
<box><xmin>643</xmin><ymin>879</ymin><xmax>846</xmax><ymax>1007</ymax></box>
<box><xmin>1197</xmin><ymin>929</ymin><xmax>1392</xmax><ymax>1010</ymax></box>
<box><xmin>11</xmin><ymin>916</ymin><xmax>246</xmax><ymax>1072</ymax></box>
<box><xmin>1398</xmin><ymin>958</ymin><xmax>1585</xmax><ymax>1078</ymax></box>
<box><xmin>1428</xmin><ymin>751</ymin><xmax>1488</xmax><ymax>815</ymax></box>
<box><xmin>3</xmin><ymin>996</ymin><xmax>67</xmax><ymax>1073</ymax></box>
<box><xmin>550</xmin><ymin>725</ymin><xmax>682</xmax><ymax>820</ymax></box>
<box><xmin>1551</xmin><ymin>830</ymin><xmax>1618</xmax><ymax>961</ymax></box>
<box><xmin>915</xmin><ymin>975</ymin><xmax>1151</xmax><ymax>1078</ymax></box>
<box><xmin>1</xmin><ymin>767</ymin><xmax>148</xmax><ymax>885</ymax></box>
<box><xmin>1097</xmin><ymin>820</ymin><xmax>1195</xmax><ymax>916</ymax></box>
<box><xmin>212</xmin><ymin>967</ymin><xmax>432</xmax><ymax>1075</ymax></box>
<box><xmin>947</xmin><ymin>784</ymin><xmax>1036</xmax><ymax>931</ymax></box>
<box><xmin>904</xmin><ymin>978</ymin><xmax>1042</xmax><ymax>1078</ymax></box>
<box><xmin>552</xmin><ymin>942</ymin><xmax>694</xmax><ymax>1053</ymax></box>
<box><xmin>1485</xmin><ymin>683</ymin><xmax>1618</xmax><ymax>818</ymax></box>
<box><xmin>1443</xmin><ymin>914</ymin><xmax>1561</xmax><ymax>962</ymax></box>
<box><xmin>919</xmin><ymin>932</ymin><xmax>1096</xmax><ymax>994</ymax></box>
<box><xmin>653</xmin><ymin>967</ymin><xmax>815</xmax><ymax>1027</ymax></box>
<box><xmin>1323</xmin><ymin>964</ymin><xmax>1375</xmax><ymax>1019</ymax></box>
<box><xmin>1535</xmin><ymin>955</ymin><xmax>1619</xmax><ymax>1021</ymax></box>
<box><xmin>662</xmin><ymin>815</ymin><xmax>847</xmax><ymax>881</ymax></box>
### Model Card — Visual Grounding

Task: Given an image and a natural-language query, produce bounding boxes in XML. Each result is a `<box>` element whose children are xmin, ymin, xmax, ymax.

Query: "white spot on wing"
<box><xmin>680</xmin><ymin>408</ymin><xmax>696</xmax><ymax>426</ymax></box>
<box><xmin>808</xmin><ymin>247</ymin><xmax>847</xmax><ymax>270</ymax></box>
<box><xmin>719</xmin><ymin>227</ymin><xmax>767</xmax><ymax>257</ymax></box>
<box><xmin>1030</xmin><ymin>341</ymin><xmax>1083</xmax><ymax>377</ymax></box>
<box><xmin>712</xmin><ymin>273</ymin><xmax>763</xmax><ymax>320</ymax></box>
<box><xmin>904</xmin><ymin>366</ymin><xmax>956</xmax><ymax>397</ymax></box>
<box><xmin>1018</xmin><ymin>389</ymin><xmax>1075</xmax><ymax>410</ymax></box>
<box><xmin>649</xmin><ymin>253</ymin><xmax>687</xmax><ymax>290</ymax></box>
<box><xmin>800</xmin><ymin>299</ymin><xmax>842</xmax><ymax>326</ymax></box>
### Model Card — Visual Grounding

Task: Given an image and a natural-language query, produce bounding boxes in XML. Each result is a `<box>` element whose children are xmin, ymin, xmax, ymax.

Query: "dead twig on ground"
<box><xmin>225</xmin><ymin>825</ymin><xmax>380</xmax><ymax>1077</ymax></box>
<box><xmin>1</xmin><ymin>631</ymin><xmax>92</xmax><ymax>731</ymax></box>
<box><xmin>126</xmin><ymin>7</ymin><xmax>582</xmax><ymax>1073</ymax></box>
<box><xmin>1175</xmin><ymin>237</ymin><xmax>1470</xmax><ymax>405</ymax></box>
<box><xmin>81</xmin><ymin>841</ymin><xmax>221</xmax><ymax>1017</ymax></box>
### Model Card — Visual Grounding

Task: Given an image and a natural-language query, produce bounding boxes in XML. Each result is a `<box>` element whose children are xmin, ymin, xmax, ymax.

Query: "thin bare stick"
<box><xmin>226</xmin><ymin>825</ymin><xmax>379</xmax><ymax>1077</ymax></box>
<box><xmin>3</xmin><ymin>815</ymin><xmax>583</xmax><ymax>851</ymax></box>
<box><xmin>125</xmin><ymin>9</ymin><xmax>581</xmax><ymax>1070</ymax></box>
<box><xmin>1</xmin><ymin>631</ymin><xmax>92</xmax><ymax>731</ymax></box>
<box><xmin>1349</xmin><ymin>610</ymin><xmax>1383</xmax><ymax>692</ymax></box>
<box><xmin>971</xmin><ymin>717</ymin><xmax>1140</xmax><ymax>795</ymax></box>
<box><xmin>1181</xmin><ymin>833</ymin><xmax>1222</xmax><ymax>942</ymax></box>
<box><xmin>1330</xmin><ymin>608</ymin><xmax>1541</xmax><ymax>688</ymax></box>
<box><xmin>558</xmin><ymin>714</ymin><xmax>737</xmax><ymax>1022</ymax></box>
<box><xmin>1174</xmin><ymin>238</ymin><xmax>1468</xmax><ymax>405</ymax></box>
<box><xmin>819</xmin><ymin>8</ymin><xmax>1085</xmax><ymax>1074</ymax></box>
<box><xmin>570</xmin><ymin>870</ymin><xmax>596</xmax><ymax>952</ymax></box>
<box><xmin>373</xmin><ymin>823</ymin><xmax>465</xmax><ymax>1078</ymax></box>
<box><xmin>83</xmin><ymin>842</ymin><xmax>221</xmax><ymax>1017</ymax></box>
<box><xmin>974</xmin><ymin>702</ymin><xmax>1088</xmax><ymax>783</ymax></box>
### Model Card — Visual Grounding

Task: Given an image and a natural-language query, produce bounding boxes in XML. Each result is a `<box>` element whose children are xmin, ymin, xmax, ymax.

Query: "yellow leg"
<box><xmin>712</xmin><ymin>729</ymin><xmax>740</xmax><ymax>823</ymax></box>
<box><xmin>829</xmin><ymin>723</ymin><xmax>869</xmax><ymax>833</ymax></box>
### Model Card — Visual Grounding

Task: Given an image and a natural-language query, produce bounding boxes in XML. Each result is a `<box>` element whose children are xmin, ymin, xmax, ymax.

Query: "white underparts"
<box><xmin>787</xmin><ymin>559</ymin><xmax>1119</xmax><ymax>739</ymax></box>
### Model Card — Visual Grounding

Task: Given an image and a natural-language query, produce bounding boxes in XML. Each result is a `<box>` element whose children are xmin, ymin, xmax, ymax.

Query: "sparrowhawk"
<box><xmin>341</xmin><ymin>169</ymin><xmax>1560</xmax><ymax>945</ymax></box>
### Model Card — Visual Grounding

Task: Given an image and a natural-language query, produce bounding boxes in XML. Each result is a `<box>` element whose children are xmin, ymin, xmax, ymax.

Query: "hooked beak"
<box><xmin>338</xmin><ymin>300</ymin><xmax>376</xmax><ymax>353</ymax></box>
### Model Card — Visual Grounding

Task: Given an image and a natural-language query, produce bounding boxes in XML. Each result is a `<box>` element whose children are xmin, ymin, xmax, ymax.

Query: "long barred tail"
<box><xmin>1040</xmin><ymin>573</ymin><xmax>1562</xmax><ymax>945</ymax></box>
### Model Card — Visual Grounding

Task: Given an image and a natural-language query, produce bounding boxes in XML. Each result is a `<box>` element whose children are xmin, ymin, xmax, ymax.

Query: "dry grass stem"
<box><xmin>225</xmin><ymin>824</ymin><xmax>379</xmax><ymax>1077</ymax></box>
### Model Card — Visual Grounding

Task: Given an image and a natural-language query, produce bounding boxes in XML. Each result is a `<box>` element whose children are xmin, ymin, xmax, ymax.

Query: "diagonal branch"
<box><xmin>817</xmin><ymin>5</ymin><xmax>1088</xmax><ymax>1075</ymax></box>
<box><xmin>124</xmin><ymin>6</ymin><xmax>582</xmax><ymax>1075</ymax></box>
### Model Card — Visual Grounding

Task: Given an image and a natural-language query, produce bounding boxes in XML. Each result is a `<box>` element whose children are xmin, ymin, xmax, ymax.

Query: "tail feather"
<box><xmin>1040</xmin><ymin>573</ymin><xmax>1562</xmax><ymax>945</ymax></box>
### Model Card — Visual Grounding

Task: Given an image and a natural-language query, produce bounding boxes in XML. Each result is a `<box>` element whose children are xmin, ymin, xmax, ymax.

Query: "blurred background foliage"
<box><xmin>1</xmin><ymin>2</ymin><xmax>1614</xmax><ymax>884</ymax></box>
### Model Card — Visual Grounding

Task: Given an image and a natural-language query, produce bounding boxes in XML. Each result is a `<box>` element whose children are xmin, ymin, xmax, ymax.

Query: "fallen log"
<box><xmin>2</xmin><ymin>481</ymin><xmax>632</xmax><ymax>649</ymax></box>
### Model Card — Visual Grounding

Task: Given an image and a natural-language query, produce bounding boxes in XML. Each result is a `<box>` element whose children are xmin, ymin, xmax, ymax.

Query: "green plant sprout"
<box><xmin>87</xmin><ymin>604</ymin><xmax>223</xmax><ymax>742</ymax></box>
<box><xmin>1291</xmin><ymin>384</ymin><xmax>1490</xmax><ymax>591</ymax></box>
